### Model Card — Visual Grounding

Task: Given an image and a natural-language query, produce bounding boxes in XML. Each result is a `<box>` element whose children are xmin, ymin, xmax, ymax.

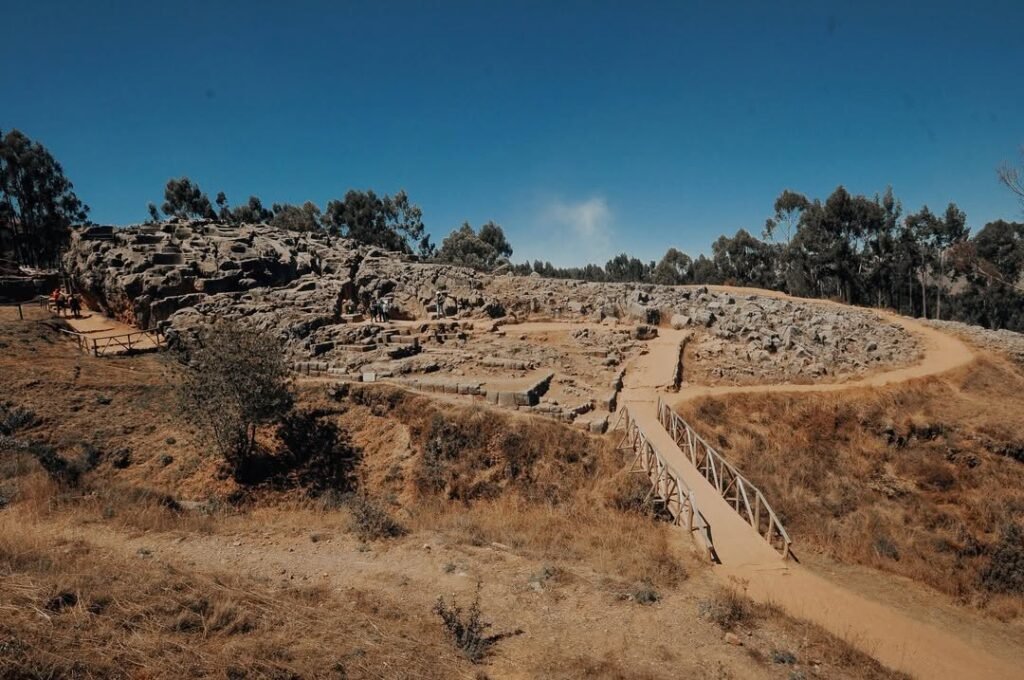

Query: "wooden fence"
<box><xmin>0</xmin><ymin>296</ymin><xmax>49</xmax><ymax>320</ymax></box>
<box><xmin>657</xmin><ymin>397</ymin><xmax>792</xmax><ymax>559</ymax></box>
<box><xmin>60</xmin><ymin>327</ymin><xmax>166</xmax><ymax>357</ymax></box>
<box><xmin>614</xmin><ymin>407</ymin><xmax>716</xmax><ymax>562</ymax></box>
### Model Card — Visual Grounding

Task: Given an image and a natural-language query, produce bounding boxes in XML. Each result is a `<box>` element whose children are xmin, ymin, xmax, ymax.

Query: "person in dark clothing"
<box><xmin>69</xmin><ymin>295</ymin><xmax>82</xmax><ymax>318</ymax></box>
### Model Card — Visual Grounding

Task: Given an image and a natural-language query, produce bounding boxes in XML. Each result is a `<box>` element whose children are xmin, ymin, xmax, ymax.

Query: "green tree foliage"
<box><xmin>228</xmin><ymin>195</ymin><xmax>273</xmax><ymax>224</ymax></box>
<box><xmin>160</xmin><ymin>177</ymin><xmax>216</xmax><ymax>219</ymax></box>
<box><xmin>478</xmin><ymin>221</ymin><xmax>512</xmax><ymax>258</ymax></box>
<box><xmin>323</xmin><ymin>189</ymin><xmax>429</xmax><ymax>254</ymax></box>
<box><xmin>763</xmin><ymin>189</ymin><xmax>810</xmax><ymax>243</ymax></box>
<box><xmin>652</xmin><ymin>247</ymin><xmax>692</xmax><ymax>285</ymax></box>
<box><xmin>270</xmin><ymin>201</ymin><xmax>323</xmax><ymax>232</ymax></box>
<box><xmin>605</xmin><ymin>253</ymin><xmax>652</xmax><ymax>282</ymax></box>
<box><xmin>947</xmin><ymin>220</ymin><xmax>1024</xmax><ymax>330</ymax></box>
<box><xmin>509</xmin><ymin>182</ymin><xmax>1021</xmax><ymax>332</ymax></box>
<box><xmin>175</xmin><ymin>320</ymin><xmax>294</xmax><ymax>470</ymax></box>
<box><xmin>436</xmin><ymin>221</ymin><xmax>512</xmax><ymax>270</ymax></box>
<box><xmin>712</xmin><ymin>229</ymin><xmax>778</xmax><ymax>289</ymax></box>
<box><xmin>0</xmin><ymin>129</ymin><xmax>89</xmax><ymax>266</ymax></box>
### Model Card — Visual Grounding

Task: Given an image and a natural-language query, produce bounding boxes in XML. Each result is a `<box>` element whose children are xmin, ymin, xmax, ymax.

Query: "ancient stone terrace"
<box><xmin>65</xmin><ymin>220</ymin><xmax>922</xmax><ymax>432</ymax></box>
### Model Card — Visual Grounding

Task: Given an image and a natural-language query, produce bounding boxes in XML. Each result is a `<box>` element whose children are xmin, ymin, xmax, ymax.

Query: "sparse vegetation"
<box><xmin>433</xmin><ymin>584</ymin><xmax>508</xmax><ymax>663</ymax></box>
<box><xmin>0</xmin><ymin>517</ymin><xmax>451</xmax><ymax>678</ymax></box>
<box><xmin>350</xmin><ymin>493</ymin><xmax>407</xmax><ymax>541</ymax></box>
<box><xmin>278</xmin><ymin>409</ymin><xmax>361</xmax><ymax>495</ymax></box>
<box><xmin>175</xmin><ymin>319</ymin><xmax>293</xmax><ymax>472</ymax></box>
<box><xmin>677</xmin><ymin>358</ymin><xmax>1024</xmax><ymax>611</ymax></box>
<box><xmin>981</xmin><ymin>523</ymin><xmax>1024</xmax><ymax>595</ymax></box>
<box><xmin>0</xmin><ymin>262</ymin><xmax>1004</xmax><ymax>678</ymax></box>
<box><xmin>625</xmin><ymin>580</ymin><xmax>660</xmax><ymax>605</ymax></box>
<box><xmin>0</xmin><ymin>402</ymin><xmax>38</xmax><ymax>435</ymax></box>
<box><xmin>699</xmin><ymin>587</ymin><xmax>753</xmax><ymax>631</ymax></box>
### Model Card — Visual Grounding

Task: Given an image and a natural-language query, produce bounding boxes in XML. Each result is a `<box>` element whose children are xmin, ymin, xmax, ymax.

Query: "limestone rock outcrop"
<box><xmin>65</xmin><ymin>220</ymin><xmax>921</xmax><ymax>385</ymax></box>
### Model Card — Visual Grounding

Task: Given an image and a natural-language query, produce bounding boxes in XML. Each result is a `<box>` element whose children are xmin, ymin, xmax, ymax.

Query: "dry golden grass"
<box><xmin>0</xmin><ymin>516</ymin><xmax>458</xmax><ymax>679</ymax></box>
<box><xmin>0</xmin><ymin>311</ymin><xmax>955</xmax><ymax>679</ymax></box>
<box><xmin>677</xmin><ymin>356</ymin><xmax>1024</xmax><ymax>611</ymax></box>
<box><xmin>410</xmin><ymin>495</ymin><xmax>689</xmax><ymax>590</ymax></box>
<box><xmin>326</xmin><ymin>384</ymin><xmax>695</xmax><ymax>589</ymax></box>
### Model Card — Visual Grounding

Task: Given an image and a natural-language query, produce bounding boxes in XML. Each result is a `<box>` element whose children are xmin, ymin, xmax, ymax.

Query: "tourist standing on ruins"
<box><xmin>436</xmin><ymin>290</ymin><xmax>445</xmax><ymax>318</ymax></box>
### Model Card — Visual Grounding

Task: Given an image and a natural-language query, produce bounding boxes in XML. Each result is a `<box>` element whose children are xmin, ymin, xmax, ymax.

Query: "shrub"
<box><xmin>416</xmin><ymin>414</ymin><xmax>474</xmax><ymax>494</ymax></box>
<box><xmin>433</xmin><ymin>585</ymin><xmax>496</xmax><ymax>663</ymax></box>
<box><xmin>627</xmin><ymin>580</ymin><xmax>660</xmax><ymax>605</ymax></box>
<box><xmin>175</xmin><ymin>320</ymin><xmax>293</xmax><ymax>470</ymax></box>
<box><xmin>606</xmin><ymin>471</ymin><xmax>656</xmax><ymax>514</ymax></box>
<box><xmin>18</xmin><ymin>439</ymin><xmax>81</xmax><ymax>487</ymax></box>
<box><xmin>0</xmin><ymin>402</ymin><xmax>38</xmax><ymax>435</ymax></box>
<box><xmin>772</xmin><ymin>649</ymin><xmax>797</xmax><ymax>665</ymax></box>
<box><xmin>278</xmin><ymin>410</ymin><xmax>361</xmax><ymax>495</ymax></box>
<box><xmin>873</xmin><ymin>536</ymin><xmax>901</xmax><ymax>561</ymax></box>
<box><xmin>981</xmin><ymin>523</ymin><xmax>1024</xmax><ymax>594</ymax></box>
<box><xmin>698</xmin><ymin>588</ymin><xmax>752</xmax><ymax>631</ymax></box>
<box><xmin>350</xmin><ymin>495</ymin><xmax>406</xmax><ymax>541</ymax></box>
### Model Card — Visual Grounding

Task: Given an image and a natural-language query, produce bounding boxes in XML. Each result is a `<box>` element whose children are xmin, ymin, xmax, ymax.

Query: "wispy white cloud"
<box><xmin>538</xmin><ymin>196</ymin><xmax>613</xmax><ymax>262</ymax></box>
<box><xmin>546</xmin><ymin>196</ymin><xmax>612</xmax><ymax>240</ymax></box>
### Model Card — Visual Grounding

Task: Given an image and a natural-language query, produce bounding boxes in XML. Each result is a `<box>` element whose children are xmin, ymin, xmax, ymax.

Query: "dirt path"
<box><xmin>617</xmin><ymin>304</ymin><xmax>1022</xmax><ymax>679</ymax></box>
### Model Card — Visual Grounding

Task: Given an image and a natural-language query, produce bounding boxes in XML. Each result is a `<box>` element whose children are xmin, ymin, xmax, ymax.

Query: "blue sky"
<box><xmin>2</xmin><ymin>1</ymin><xmax>1022</xmax><ymax>265</ymax></box>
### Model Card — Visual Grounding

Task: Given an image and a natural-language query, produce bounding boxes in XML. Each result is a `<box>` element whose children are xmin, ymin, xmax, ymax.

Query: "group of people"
<box><xmin>50</xmin><ymin>288</ymin><xmax>83</xmax><ymax>318</ymax></box>
<box><xmin>368</xmin><ymin>296</ymin><xmax>392</xmax><ymax>323</ymax></box>
<box><xmin>351</xmin><ymin>290</ymin><xmax>457</xmax><ymax>323</ymax></box>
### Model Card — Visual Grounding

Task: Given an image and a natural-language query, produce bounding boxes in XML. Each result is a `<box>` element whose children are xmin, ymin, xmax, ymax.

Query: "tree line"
<box><xmin>513</xmin><ymin>185</ymin><xmax>1024</xmax><ymax>331</ymax></box>
<box><xmin>2</xmin><ymin>127</ymin><xmax>1022</xmax><ymax>331</ymax></box>
<box><xmin>0</xmin><ymin>129</ymin><xmax>89</xmax><ymax>267</ymax></box>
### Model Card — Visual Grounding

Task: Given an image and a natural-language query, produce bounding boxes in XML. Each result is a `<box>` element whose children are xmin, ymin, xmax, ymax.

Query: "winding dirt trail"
<box><xmin>618</xmin><ymin>303</ymin><xmax>1022</xmax><ymax>679</ymax></box>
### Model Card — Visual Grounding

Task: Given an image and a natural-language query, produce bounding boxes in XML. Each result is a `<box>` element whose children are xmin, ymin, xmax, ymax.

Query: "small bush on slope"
<box><xmin>981</xmin><ymin>523</ymin><xmax>1024</xmax><ymax>595</ymax></box>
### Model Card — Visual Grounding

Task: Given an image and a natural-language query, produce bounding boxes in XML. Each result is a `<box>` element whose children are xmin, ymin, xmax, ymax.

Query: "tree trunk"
<box><xmin>920</xmin><ymin>267</ymin><xmax>927</xmax><ymax>319</ymax></box>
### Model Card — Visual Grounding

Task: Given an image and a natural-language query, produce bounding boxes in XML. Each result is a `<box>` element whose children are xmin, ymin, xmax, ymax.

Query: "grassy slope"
<box><xmin>0</xmin><ymin>307</ymin><xmax>906</xmax><ymax>678</ymax></box>
<box><xmin>676</xmin><ymin>356</ymin><xmax>1024</xmax><ymax>619</ymax></box>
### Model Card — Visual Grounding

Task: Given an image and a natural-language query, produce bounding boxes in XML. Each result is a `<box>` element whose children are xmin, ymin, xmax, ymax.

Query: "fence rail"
<box><xmin>657</xmin><ymin>397</ymin><xmax>792</xmax><ymax>559</ymax></box>
<box><xmin>614</xmin><ymin>407</ymin><xmax>717</xmax><ymax>562</ymax></box>
<box><xmin>60</xmin><ymin>327</ymin><xmax>166</xmax><ymax>357</ymax></box>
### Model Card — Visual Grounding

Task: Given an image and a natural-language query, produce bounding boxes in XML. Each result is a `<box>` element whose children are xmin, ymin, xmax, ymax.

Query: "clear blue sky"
<box><xmin>2</xmin><ymin>1</ymin><xmax>1022</xmax><ymax>266</ymax></box>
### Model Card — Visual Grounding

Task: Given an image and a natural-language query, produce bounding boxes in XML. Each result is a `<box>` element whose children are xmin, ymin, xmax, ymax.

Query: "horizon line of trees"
<box><xmin>150</xmin><ymin>176</ymin><xmax>518</xmax><ymax>270</ymax></box>
<box><xmin>2</xmin><ymin>127</ymin><xmax>1022</xmax><ymax>332</ymax></box>
<box><xmin>512</xmin><ymin>185</ymin><xmax>1024</xmax><ymax>331</ymax></box>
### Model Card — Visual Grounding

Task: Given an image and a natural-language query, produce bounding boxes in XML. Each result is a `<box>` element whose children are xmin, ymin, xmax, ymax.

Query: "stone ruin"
<box><xmin>64</xmin><ymin>219</ymin><xmax>922</xmax><ymax>432</ymax></box>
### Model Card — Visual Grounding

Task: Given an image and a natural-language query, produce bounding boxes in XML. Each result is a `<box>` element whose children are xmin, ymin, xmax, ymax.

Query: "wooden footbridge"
<box><xmin>614</xmin><ymin>397</ymin><xmax>792</xmax><ymax>565</ymax></box>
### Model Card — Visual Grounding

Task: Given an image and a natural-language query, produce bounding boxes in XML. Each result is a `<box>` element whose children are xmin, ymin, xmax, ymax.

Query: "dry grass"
<box><xmin>0</xmin><ymin>516</ymin><xmax>456</xmax><ymax>679</ymax></box>
<box><xmin>411</xmin><ymin>495</ymin><xmax>689</xmax><ymax>589</ymax></box>
<box><xmin>0</xmin><ymin>309</ymin><xmax>974</xmax><ymax>678</ymax></box>
<box><xmin>329</xmin><ymin>385</ymin><xmax>694</xmax><ymax>589</ymax></box>
<box><xmin>676</xmin><ymin>356</ymin><xmax>1024</xmax><ymax>612</ymax></box>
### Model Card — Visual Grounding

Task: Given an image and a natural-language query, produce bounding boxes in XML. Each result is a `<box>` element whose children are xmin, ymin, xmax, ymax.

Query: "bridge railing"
<box><xmin>657</xmin><ymin>397</ymin><xmax>792</xmax><ymax>560</ymax></box>
<box><xmin>614</xmin><ymin>407</ymin><xmax>717</xmax><ymax>562</ymax></box>
<box><xmin>60</xmin><ymin>327</ymin><xmax>166</xmax><ymax>357</ymax></box>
